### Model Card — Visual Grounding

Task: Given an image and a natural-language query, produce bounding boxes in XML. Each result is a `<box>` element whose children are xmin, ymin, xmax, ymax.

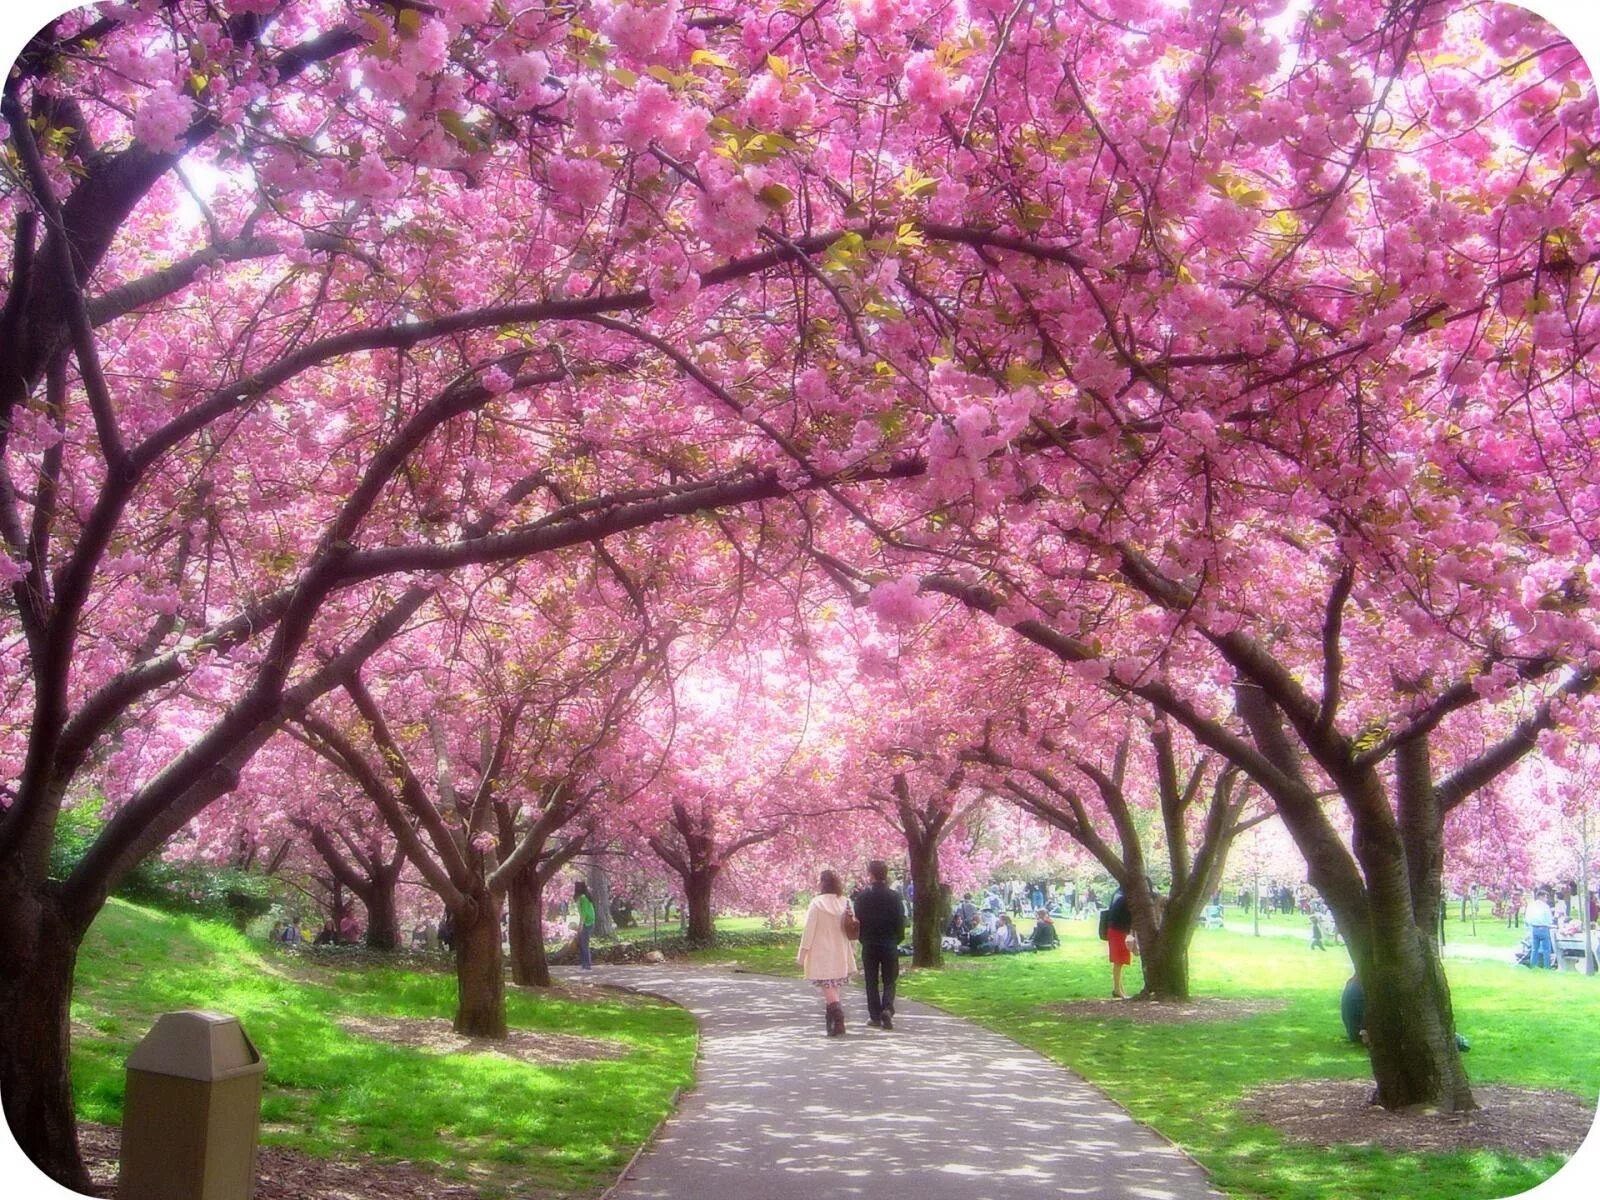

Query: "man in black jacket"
<box><xmin>854</xmin><ymin>860</ymin><xmax>907</xmax><ymax>1029</ymax></box>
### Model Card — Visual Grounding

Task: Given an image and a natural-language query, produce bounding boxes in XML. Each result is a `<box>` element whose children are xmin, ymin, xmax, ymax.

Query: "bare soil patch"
<box><xmin>1042</xmin><ymin>996</ymin><xmax>1289</xmax><ymax>1023</ymax></box>
<box><xmin>337</xmin><ymin>1013</ymin><xmax>626</xmax><ymax>1065</ymax></box>
<box><xmin>1240</xmin><ymin>1080</ymin><xmax>1595</xmax><ymax>1156</ymax></box>
<box><xmin>79</xmin><ymin>1122</ymin><xmax>485</xmax><ymax>1200</ymax></box>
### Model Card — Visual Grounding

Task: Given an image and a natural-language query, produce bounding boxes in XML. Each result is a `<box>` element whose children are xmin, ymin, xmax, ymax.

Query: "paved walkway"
<box><xmin>565</xmin><ymin>965</ymin><xmax>1224</xmax><ymax>1200</ymax></box>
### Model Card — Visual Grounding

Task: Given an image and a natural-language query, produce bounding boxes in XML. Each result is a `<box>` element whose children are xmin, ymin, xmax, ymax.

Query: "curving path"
<box><xmin>564</xmin><ymin>964</ymin><xmax>1225</xmax><ymax>1200</ymax></box>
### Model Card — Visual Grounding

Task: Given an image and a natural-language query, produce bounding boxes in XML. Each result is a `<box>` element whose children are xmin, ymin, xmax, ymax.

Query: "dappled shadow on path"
<box><xmin>577</xmin><ymin>966</ymin><xmax>1221</xmax><ymax>1200</ymax></box>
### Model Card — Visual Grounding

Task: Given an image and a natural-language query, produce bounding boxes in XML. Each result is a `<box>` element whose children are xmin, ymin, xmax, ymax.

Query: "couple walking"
<box><xmin>797</xmin><ymin>860</ymin><xmax>906</xmax><ymax>1036</ymax></box>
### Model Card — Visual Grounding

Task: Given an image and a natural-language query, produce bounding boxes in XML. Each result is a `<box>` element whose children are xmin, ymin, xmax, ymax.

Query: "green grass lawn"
<box><xmin>692</xmin><ymin>916</ymin><xmax>1600</xmax><ymax>1200</ymax></box>
<box><xmin>72</xmin><ymin>901</ymin><xmax>697</xmax><ymax>1197</ymax></box>
<box><xmin>1223</xmin><ymin>903</ymin><xmax>1531</xmax><ymax>954</ymax></box>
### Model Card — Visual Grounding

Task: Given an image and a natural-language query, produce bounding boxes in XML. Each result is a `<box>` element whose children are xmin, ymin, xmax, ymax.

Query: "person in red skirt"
<box><xmin>1107</xmin><ymin>887</ymin><xmax>1134</xmax><ymax>999</ymax></box>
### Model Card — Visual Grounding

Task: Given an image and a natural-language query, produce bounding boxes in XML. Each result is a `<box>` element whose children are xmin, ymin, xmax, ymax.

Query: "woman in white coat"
<box><xmin>798</xmin><ymin>869</ymin><xmax>856</xmax><ymax>1036</ymax></box>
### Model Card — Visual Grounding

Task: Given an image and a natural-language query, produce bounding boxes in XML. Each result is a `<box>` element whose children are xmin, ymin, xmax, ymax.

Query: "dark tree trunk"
<box><xmin>508</xmin><ymin>867</ymin><xmax>551</xmax><ymax>987</ymax></box>
<box><xmin>451</xmin><ymin>897</ymin><xmax>506</xmax><ymax>1038</ymax></box>
<box><xmin>684</xmin><ymin>868</ymin><xmax>716</xmax><ymax>946</ymax></box>
<box><xmin>364</xmin><ymin>870</ymin><xmax>401</xmax><ymax>951</ymax></box>
<box><xmin>588</xmin><ymin>856</ymin><xmax>616</xmax><ymax>939</ymax></box>
<box><xmin>1233</xmin><ymin>682</ymin><xmax>1476</xmax><ymax>1112</ymax></box>
<box><xmin>1128</xmin><ymin>886</ymin><xmax>1189</xmax><ymax>1001</ymax></box>
<box><xmin>0</xmin><ymin>882</ymin><xmax>91</xmax><ymax>1192</ymax></box>
<box><xmin>1129</xmin><ymin>852</ymin><xmax>1219</xmax><ymax>1002</ymax></box>
<box><xmin>1339</xmin><ymin>859</ymin><xmax>1475</xmax><ymax>1112</ymax></box>
<box><xmin>907</xmin><ymin>834</ymin><xmax>944</xmax><ymax>968</ymax></box>
<box><xmin>1137</xmin><ymin>926</ymin><xmax>1189</xmax><ymax>999</ymax></box>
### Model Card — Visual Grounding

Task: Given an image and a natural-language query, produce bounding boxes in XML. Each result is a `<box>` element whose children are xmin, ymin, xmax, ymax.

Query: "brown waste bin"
<box><xmin>120</xmin><ymin>1010</ymin><xmax>267</xmax><ymax>1200</ymax></box>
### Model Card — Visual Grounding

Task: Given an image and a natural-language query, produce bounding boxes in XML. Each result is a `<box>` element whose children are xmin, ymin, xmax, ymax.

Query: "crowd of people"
<box><xmin>269</xmin><ymin>913</ymin><xmax>360</xmax><ymax>946</ymax></box>
<box><xmin>945</xmin><ymin>892</ymin><xmax>1061</xmax><ymax>956</ymax></box>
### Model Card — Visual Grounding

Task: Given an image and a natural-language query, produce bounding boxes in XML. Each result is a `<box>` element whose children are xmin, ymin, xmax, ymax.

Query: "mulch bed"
<box><xmin>1239</xmin><ymin>1081</ymin><xmax>1596</xmax><ymax>1156</ymax></box>
<box><xmin>337</xmin><ymin>1013</ymin><xmax>626</xmax><ymax>1065</ymax></box>
<box><xmin>79</xmin><ymin>1123</ymin><xmax>482</xmax><ymax>1200</ymax></box>
<box><xmin>1041</xmin><ymin>997</ymin><xmax>1290</xmax><ymax>1023</ymax></box>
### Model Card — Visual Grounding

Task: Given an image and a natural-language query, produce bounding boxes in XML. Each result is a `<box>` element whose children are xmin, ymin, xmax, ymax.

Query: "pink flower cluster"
<box><xmin>130</xmin><ymin>84</ymin><xmax>195</xmax><ymax>154</ymax></box>
<box><xmin>548</xmin><ymin>156</ymin><xmax>613</xmax><ymax>212</ymax></box>
<box><xmin>605</xmin><ymin>0</ymin><xmax>680</xmax><ymax>60</ymax></box>
<box><xmin>692</xmin><ymin>161</ymin><xmax>765</xmax><ymax>255</ymax></box>
<box><xmin>867</xmin><ymin>576</ymin><xmax>938</xmax><ymax>628</ymax></box>
<box><xmin>903</xmin><ymin>52</ymin><xmax>970</xmax><ymax>114</ymax></box>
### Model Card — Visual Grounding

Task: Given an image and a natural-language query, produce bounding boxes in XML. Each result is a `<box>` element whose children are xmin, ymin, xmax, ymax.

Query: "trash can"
<box><xmin>120</xmin><ymin>1010</ymin><xmax>267</xmax><ymax>1200</ymax></box>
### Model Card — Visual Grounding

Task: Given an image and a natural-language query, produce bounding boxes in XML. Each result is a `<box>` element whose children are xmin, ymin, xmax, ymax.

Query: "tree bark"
<box><xmin>906</xmin><ymin>831</ymin><xmax>944</xmax><ymax>968</ymax></box>
<box><xmin>1337</xmin><ymin>851</ymin><xmax>1475</xmax><ymax>1111</ymax></box>
<box><xmin>507</xmin><ymin>866</ymin><xmax>551</xmax><ymax>987</ymax></box>
<box><xmin>364</xmin><ymin>867</ymin><xmax>401</xmax><ymax>951</ymax></box>
<box><xmin>1127</xmin><ymin>878</ymin><xmax>1191</xmax><ymax>1001</ymax></box>
<box><xmin>0</xmin><ymin>882</ymin><xmax>89</xmax><ymax>1192</ymax></box>
<box><xmin>1356</xmin><ymin>917</ymin><xmax>1474</xmax><ymax>1110</ymax></box>
<box><xmin>588</xmin><ymin>855</ymin><xmax>616</xmax><ymax>939</ymax></box>
<box><xmin>1232</xmin><ymin>683</ymin><xmax>1475</xmax><ymax>1111</ymax></box>
<box><xmin>451</xmin><ymin>897</ymin><xmax>507</xmax><ymax>1038</ymax></box>
<box><xmin>684</xmin><ymin>868</ymin><xmax>717</xmax><ymax>946</ymax></box>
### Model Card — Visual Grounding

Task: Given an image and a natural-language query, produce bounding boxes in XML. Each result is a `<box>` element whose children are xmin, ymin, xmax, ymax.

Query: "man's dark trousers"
<box><xmin>862</xmin><ymin>941</ymin><xmax>898</xmax><ymax>1022</ymax></box>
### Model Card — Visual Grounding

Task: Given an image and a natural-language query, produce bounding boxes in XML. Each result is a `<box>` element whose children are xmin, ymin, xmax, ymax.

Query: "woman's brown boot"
<box><xmin>825</xmin><ymin>1002</ymin><xmax>845</xmax><ymax>1036</ymax></box>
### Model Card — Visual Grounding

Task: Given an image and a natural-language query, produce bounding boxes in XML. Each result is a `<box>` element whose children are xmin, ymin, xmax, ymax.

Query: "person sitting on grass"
<box><xmin>1029</xmin><ymin>909</ymin><xmax>1060</xmax><ymax>949</ymax></box>
<box><xmin>991</xmin><ymin>913</ymin><xmax>1020</xmax><ymax>951</ymax></box>
<box><xmin>962</xmin><ymin>923</ymin><xmax>993</xmax><ymax>955</ymax></box>
<box><xmin>1340</xmin><ymin>974</ymin><xmax>1366</xmax><ymax>1044</ymax></box>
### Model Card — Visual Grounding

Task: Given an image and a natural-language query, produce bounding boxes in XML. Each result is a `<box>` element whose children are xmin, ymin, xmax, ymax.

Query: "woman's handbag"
<box><xmin>841</xmin><ymin>902</ymin><xmax>861</xmax><ymax>941</ymax></box>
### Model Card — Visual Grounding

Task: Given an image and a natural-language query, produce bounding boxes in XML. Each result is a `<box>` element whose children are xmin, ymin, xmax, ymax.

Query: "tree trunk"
<box><xmin>364</xmin><ymin>872</ymin><xmax>401</xmax><ymax>951</ymax></box>
<box><xmin>684</xmin><ymin>868</ymin><xmax>716</xmax><ymax>946</ymax></box>
<box><xmin>0</xmin><ymin>883</ymin><xmax>91</xmax><ymax>1191</ymax></box>
<box><xmin>508</xmin><ymin>867</ymin><xmax>551</xmax><ymax>987</ymax></box>
<box><xmin>1136</xmin><ymin>925</ymin><xmax>1189</xmax><ymax>1000</ymax></box>
<box><xmin>451</xmin><ymin>897</ymin><xmax>507</xmax><ymax>1038</ymax></box>
<box><xmin>588</xmin><ymin>856</ymin><xmax>615</xmax><ymax>939</ymax></box>
<box><xmin>907</xmin><ymin>834</ymin><xmax>944</xmax><ymax>968</ymax></box>
<box><xmin>1131</xmin><ymin>865</ymin><xmax>1214</xmax><ymax>1002</ymax></box>
<box><xmin>1352</xmin><ymin>896</ymin><xmax>1475</xmax><ymax>1111</ymax></box>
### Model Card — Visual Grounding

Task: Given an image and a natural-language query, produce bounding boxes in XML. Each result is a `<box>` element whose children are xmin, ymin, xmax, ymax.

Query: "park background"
<box><xmin>4</xmin><ymin>0</ymin><xmax>1600</xmax><ymax>1198</ymax></box>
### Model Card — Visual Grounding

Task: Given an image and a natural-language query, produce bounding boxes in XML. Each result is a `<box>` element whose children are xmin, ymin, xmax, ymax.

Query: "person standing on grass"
<box><xmin>1527</xmin><ymin>888</ymin><xmax>1555</xmax><ymax>970</ymax></box>
<box><xmin>854</xmin><ymin>860</ymin><xmax>907</xmax><ymax>1030</ymax></box>
<box><xmin>1309</xmin><ymin>908</ymin><xmax>1328</xmax><ymax>950</ymax></box>
<box><xmin>799</xmin><ymin>869</ymin><xmax>856</xmax><ymax>1036</ymax></box>
<box><xmin>573</xmin><ymin>880</ymin><xmax>597</xmax><ymax>970</ymax></box>
<box><xmin>1107</xmin><ymin>886</ymin><xmax>1134</xmax><ymax>998</ymax></box>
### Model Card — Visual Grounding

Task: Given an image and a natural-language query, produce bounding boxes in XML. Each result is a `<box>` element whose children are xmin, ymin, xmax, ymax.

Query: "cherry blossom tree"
<box><xmin>625</xmin><ymin>642</ymin><xmax>846</xmax><ymax>945</ymax></box>
<box><xmin>287</xmin><ymin>573</ymin><xmax>665</xmax><ymax>1030</ymax></box>
<box><xmin>799</xmin><ymin>0</ymin><xmax>1598</xmax><ymax>1114</ymax></box>
<box><xmin>965</xmin><ymin>703</ymin><xmax>1265</xmax><ymax>999</ymax></box>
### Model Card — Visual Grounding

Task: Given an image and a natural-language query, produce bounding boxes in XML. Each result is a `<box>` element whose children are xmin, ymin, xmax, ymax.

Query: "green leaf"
<box><xmin>438</xmin><ymin>110</ymin><xmax>485</xmax><ymax>153</ymax></box>
<box><xmin>757</xmin><ymin>182</ymin><xmax>794</xmax><ymax>209</ymax></box>
<box><xmin>360</xmin><ymin>12</ymin><xmax>391</xmax><ymax>59</ymax></box>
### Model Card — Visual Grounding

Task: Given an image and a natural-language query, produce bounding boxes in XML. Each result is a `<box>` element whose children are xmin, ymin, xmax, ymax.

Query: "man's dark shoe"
<box><xmin>880</xmin><ymin>1011</ymin><xmax>893</xmax><ymax>1031</ymax></box>
<box><xmin>866</xmin><ymin>1015</ymin><xmax>882</xmax><ymax>1027</ymax></box>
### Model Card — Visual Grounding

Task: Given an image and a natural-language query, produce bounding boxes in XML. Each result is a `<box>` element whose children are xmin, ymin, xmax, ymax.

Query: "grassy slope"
<box><xmin>692</xmin><ymin>917</ymin><xmax>1600</xmax><ymax>1200</ymax></box>
<box><xmin>71</xmin><ymin>901</ymin><xmax>697</xmax><ymax>1198</ymax></box>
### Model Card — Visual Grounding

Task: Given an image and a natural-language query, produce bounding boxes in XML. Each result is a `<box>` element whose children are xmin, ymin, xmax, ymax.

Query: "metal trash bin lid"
<box><xmin>126</xmin><ymin>1011</ymin><xmax>265</xmax><ymax>1081</ymax></box>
